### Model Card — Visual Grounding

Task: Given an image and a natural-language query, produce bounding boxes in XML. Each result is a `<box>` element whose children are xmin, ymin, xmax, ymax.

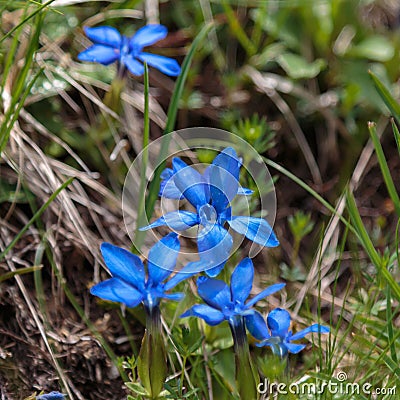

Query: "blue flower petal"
<box><xmin>161</xmin><ymin>168</ymin><xmax>173</xmax><ymax>180</ymax></box>
<box><xmin>212</xmin><ymin>148</ymin><xmax>241</xmax><ymax>180</ymax></box>
<box><xmin>205</xmin><ymin>262</ymin><xmax>226</xmax><ymax>278</ymax></box>
<box><xmin>83</xmin><ymin>26</ymin><xmax>122</xmax><ymax>48</ymax></box>
<box><xmin>78</xmin><ymin>45</ymin><xmax>119</xmax><ymax>65</ymax></box>
<box><xmin>159</xmin><ymin>168</ymin><xmax>184</xmax><ymax>199</ymax></box>
<box><xmin>197</xmin><ymin>276</ymin><xmax>231</xmax><ymax>310</ymax></box>
<box><xmin>148</xmin><ymin>232</ymin><xmax>180</xmax><ymax>284</ymax></box>
<box><xmin>228</xmin><ymin>216</ymin><xmax>279</xmax><ymax>247</ymax></box>
<box><xmin>230</xmin><ymin>257</ymin><xmax>254</xmax><ymax>304</ymax></box>
<box><xmin>162</xmin><ymin>292</ymin><xmax>185</xmax><ymax>301</ymax></box>
<box><xmin>122</xmin><ymin>55</ymin><xmax>144</xmax><ymax>76</ymax></box>
<box><xmin>164</xmin><ymin>260</ymin><xmax>203</xmax><ymax>291</ymax></box>
<box><xmin>130</xmin><ymin>24</ymin><xmax>168</xmax><ymax>49</ymax></box>
<box><xmin>285</xmin><ymin>342</ymin><xmax>307</xmax><ymax>354</ymax></box>
<box><xmin>90</xmin><ymin>278</ymin><xmax>143</xmax><ymax>308</ymax></box>
<box><xmin>267</xmin><ymin>308</ymin><xmax>291</xmax><ymax>338</ymax></box>
<box><xmin>139</xmin><ymin>210</ymin><xmax>198</xmax><ymax>231</ymax></box>
<box><xmin>237</xmin><ymin>187</ymin><xmax>254</xmax><ymax>195</ymax></box>
<box><xmin>138</xmin><ymin>52</ymin><xmax>181</xmax><ymax>76</ymax></box>
<box><xmin>181</xmin><ymin>304</ymin><xmax>225</xmax><ymax>326</ymax></box>
<box><xmin>245</xmin><ymin>283</ymin><xmax>285</xmax><ymax>308</ymax></box>
<box><xmin>209</xmin><ymin>148</ymin><xmax>240</xmax><ymax>213</ymax></box>
<box><xmin>100</xmin><ymin>243</ymin><xmax>145</xmax><ymax>290</ymax></box>
<box><xmin>172</xmin><ymin>158</ymin><xmax>208</xmax><ymax>207</ymax></box>
<box><xmin>289</xmin><ymin>324</ymin><xmax>330</xmax><ymax>341</ymax></box>
<box><xmin>245</xmin><ymin>311</ymin><xmax>270</xmax><ymax>341</ymax></box>
<box><xmin>197</xmin><ymin>224</ymin><xmax>233</xmax><ymax>275</ymax></box>
<box><xmin>36</xmin><ymin>392</ymin><xmax>66</xmax><ymax>400</ymax></box>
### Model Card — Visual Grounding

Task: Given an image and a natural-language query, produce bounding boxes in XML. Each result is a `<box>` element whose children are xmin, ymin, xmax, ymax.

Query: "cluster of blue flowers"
<box><xmin>91</xmin><ymin>146</ymin><xmax>329</xmax><ymax>364</ymax></box>
<box><xmin>77</xmin><ymin>23</ymin><xmax>329</xmax><ymax>399</ymax></box>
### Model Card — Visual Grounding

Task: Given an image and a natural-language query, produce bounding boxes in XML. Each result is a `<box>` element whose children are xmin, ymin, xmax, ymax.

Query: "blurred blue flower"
<box><xmin>90</xmin><ymin>233</ymin><xmax>196</xmax><ymax>311</ymax></box>
<box><xmin>78</xmin><ymin>24</ymin><xmax>180</xmax><ymax>76</ymax></box>
<box><xmin>246</xmin><ymin>308</ymin><xmax>330</xmax><ymax>357</ymax></box>
<box><xmin>181</xmin><ymin>258</ymin><xmax>285</xmax><ymax>327</ymax></box>
<box><xmin>141</xmin><ymin>147</ymin><xmax>279</xmax><ymax>276</ymax></box>
<box><xmin>36</xmin><ymin>392</ymin><xmax>66</xmax><ymax>400</ymax></box>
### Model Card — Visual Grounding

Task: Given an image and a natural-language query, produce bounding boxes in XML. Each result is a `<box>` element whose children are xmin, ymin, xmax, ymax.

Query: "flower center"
<box><xmin>199</xmin><ymin>204</ymin><xmax>217</xmax><ymax>226</ymax></box>
<box><xmin>120</xmin><ymin>36</ymin><xmax>131</xmax><ymax>57</ymax></box>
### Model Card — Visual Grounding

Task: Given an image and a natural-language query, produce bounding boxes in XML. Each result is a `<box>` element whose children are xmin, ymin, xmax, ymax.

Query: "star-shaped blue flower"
<box><xmin>246</xmin><ymin>308</ymin><xmax>330</xmax><ymax>357</ymax></box>
<box><xmin>78</xmin><ymin>24</ymin><xmax>180</xmax><ymax>76</ymax></box>
<box><xmin>181</xmin><ymin>258</ymin><xmax>285</xmax><ymax>327</ymax></box>
<box><xmin>141</xmin><ymin>147</ymin><xmax>279</xmax><ymax>276</ymax></box>
<box><xmin>90</xmin><ymin>233</ymin><xmax>195</xmax><ymax>311</ymax></box>
<box><xmin>36</xmin><ymin>392</ymin><xmax>66</xmax><ymax>400</ymax></box>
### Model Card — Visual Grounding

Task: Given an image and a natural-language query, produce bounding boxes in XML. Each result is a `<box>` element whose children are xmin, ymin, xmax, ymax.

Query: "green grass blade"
<box><xmin>0</xmin><ymin>68</ymin><xmax>43</xmax><ymax>153</ymax></box>
<box><xmin>263</xmin><ymin>157</ymin><xmax>354</xmax><ymax>233</ymax></box>
<box><xmin>386</xmin><ymin>285</ymin><xmax>398</xmax><ymax>366</ymax></box>
<box><xmin>265</xmin><ymin>157</ymin><xmax>400</xmax><ymax>300</ymax></box>
<box><xmin>0</xmin><ymin>177</ymin><xmax>74</xmax><ymax>261</ymax></box>
<box><xmin>0</xmin><ymin>265</ymin><xmax>42</xmax><ymax>283</ymax></box>
<box><xmin>0</xmin><ymin>0</ymin><xmax>56</xmax><ymax>44</ymax></box>
<box><xmin>368</xmin><ymin>121</ymin><xmax>400</xmax><ymax>217</ymax></box>
<box><xmin>221</xmin><ymin>0</ymin><xmax>256</xmax><ymax>57</ymax></box>
<box><xmin>346</xmin><ymin>189</ymin><xmax>400</xmax><ymax>301</ymax></box>
<box><xmin>145</xmin><ymin>23</ymin><xmax>213</xmax><ymax>220</ymax></box>
<box><xmin>12</xmin><ymin>8</ymin><xmax>43</xmax><ymax>100</ymax></box>
<box><xmin>0</xmin><ymin>2</ymin><xmax>44</xmax><ymax>152</ymax></box>
<box><xmin>33</xmin><ymin>241</ymin><xmax>47</xmax><ymax>325</ymax></box>
<box><xmin>133</xmin><ymin>63</ymin><xmax>150</xmax><ymax>252</ymax></box>
<box><xmin>1</xmin><ymin>12</ymin><xmax>24</xmax><ymax>91</ymax></box>
<box><xmin>391</xmin><ymin>118</ymin><xmax>400</xmax><ymax>157</ymax></box>
<box><xmin>369</xmin><ymin>70</ymin><xmax>400</xmax><ymax>125</ymax></box>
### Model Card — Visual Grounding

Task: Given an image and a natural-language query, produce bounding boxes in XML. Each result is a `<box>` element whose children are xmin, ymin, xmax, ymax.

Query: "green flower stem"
<box><xmin>87</xmin><ymin>75</ymin><xmax>126</xmax><ymax>174</ymax></box>
<box><xmin>179</xmin><ymin>355</ymin><xmax>187</xmax><ymax>397</ymax></box>
<box><xmin>104</xmin><ymin>77</ymin><xmax>125</xmax><ymax>110</ymax></box>
<box><xmin>133</xmin><ymin>63</ymin><xmax>150</xmax><ymax>253</ymax></box>
<box><xmin>221</xmin><ymin>0</ymin><xmax>257</xmax><ymax>57</ymax></box>
<box><xmin>138</xmin><ymin>306</ymin><xmax>167</xmax><ymax>399</ymax></box>
<box><xmin>229</xmin><ymin>316</ymin><xmax>259</xmax><ymax>400</ymax></box>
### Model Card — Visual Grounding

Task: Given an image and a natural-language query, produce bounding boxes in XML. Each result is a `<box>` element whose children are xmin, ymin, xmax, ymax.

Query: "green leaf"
<box><xmin>279</xmin><ymin>263</ymin><xmax>307</xmax><ymax>282</ymax></box>
<box><xmin>368</xmin><ymin>121</ymin><xmax>400</xmax><ymax>217</ymax></box>
<box><xmin>137</xmin><ymin>314</ymin><xmax>167</xmax><ymax>399</ymax></box>
<box><xmin>251</xmin><ymin>42</ymin><xmax>286</xmax><ymax>68</ymax></box>
<box><xmin>350</xmin><ymin>36</ymin><xmax>395</xmax><ymax>62</ymax></box>
<box><xmin>346</xmin><ymin>190</ymin><xmax>400</xmax><ymax>301</ymax></box>
<box><xmin>125</xmin><ymin>382</ymin><xmax>148</xmax><ymax>396</ymax></box>
<box><xmin>277</xmin><ymin>53</ymin><xmax>326</xmax><ymax>79</ymax></box>
<box><xmin>392</xmin><ymin>119</ymin><xmax>400</xmax><ymax>156</ymax></box>
<box><xmin>369</xmin><ymin>70</ymin><xmax>400</xmax><ymax>125</ymax></box>
<box><xmin>211</xmin><ymin>349</ymin><xmax>236</xmax><ymax>395</ymax></box>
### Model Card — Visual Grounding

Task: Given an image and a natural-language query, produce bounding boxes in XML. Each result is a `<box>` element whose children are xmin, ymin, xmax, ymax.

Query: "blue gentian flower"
<box><xmin>141</xmin><ymin>147</ymin><xmax>279</xmax><ymax>277</ymax></box>
<box><xmin>246</xmin><ymin>308</ymin><xmax>330</xmax><ymax>357</ymax></box>
<box><xmin>36</xmin><ymin>392</ymin><xmax>66</xmax><ymax>400</ymax></box>
<box><xmin>90</xmin><ymin>233</ymin><xmax>195</xmax><ymax>311</ymax></box>
<box><xmin>78</xmin><ymin>24</ymin><xmax>180</xmax><ymax>76</ymax></box>
<box><xmin>180</xmin><ymin>258</ymin><xmax>284</xmax><ymax>399</ymax></box>
<box><xmin>181</xmin><ymin>258</ymin><xmax>285</xmax><ymax>327</ymax></box>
